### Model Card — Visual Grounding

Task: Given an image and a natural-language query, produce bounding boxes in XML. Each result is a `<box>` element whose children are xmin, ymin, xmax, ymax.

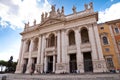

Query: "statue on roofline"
<box><xmin>72</xmin><ymin>5</ymin><xmax>76</xmax><ymax>14</ymax></box>
<box><xmin>89</xmin><ymin>2</ymin><xmax>93</xmax><ymax>9</ymax></box>
<box><xmin>61</xmin><ymin>6</ymin><xmax>64</xmax><ymax>16</ymax></box>
<box><xmin>84</xmin><ymin>4</ymin><xmax>88</xmax><ymax>10</ymax></box>
<box><xmin>34</xmin><ymin>19</ymin><xmax>36</xmax><ymax>26</ymax></box>
<box><xmin>41</xmin><ymin>13</ymin><xmax>44</xmax><ymax>22</ymax></box>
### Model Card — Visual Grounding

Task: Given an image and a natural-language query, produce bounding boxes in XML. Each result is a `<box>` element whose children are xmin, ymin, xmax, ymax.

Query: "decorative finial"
<box><xmin>45</xmin><ymin>12</ymin><xmax>48</xmax><ymax>18</ymax></box>
<box><xmin>28</xmin><ymin>21</ymin><xmax>29</xmax><ymax>26</ymax></box>
<box><xmin>57</xmin><ymin>8</ymin><xmax>60</xmax><ymax>17</ymax></box>
<box><xmin>72</xmin><ymin>5</ymin><xmax>76</xmax><ymax>14</ymax></box>
<box><xmin>41</xmin><ymin>12</ymin><xmax>44</xmax><ymax>22</ymax></box>
<box><xmin>57</xmin><ymin>8</ymin><xmax>60</xmax><ymax>14</ymax></box>
<box><xmin>34</xmin><ymin>19</ymin><xmax>36</xmax><ymax>26</ymax></box>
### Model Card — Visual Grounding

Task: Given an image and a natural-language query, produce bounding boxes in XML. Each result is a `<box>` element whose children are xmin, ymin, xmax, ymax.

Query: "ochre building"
<box><xmin>15</xmin><ymin>3</ymin><xmax>107</xmax><ymax>74</ymax></box>
<box><xmin>98</xmin><ymin>19</ymin><xmax>120</xmax><ymax>71</ymax></box>
<box><xmin>98</xmin><ymin>21</ymin><xmax>120</xmax><ymax>72</ymax></box>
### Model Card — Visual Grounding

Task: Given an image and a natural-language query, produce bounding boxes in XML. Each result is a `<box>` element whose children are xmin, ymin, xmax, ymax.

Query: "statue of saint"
<box><xmin>89</xmin><ymin>2</ymin><xmax>93</xmax><ymax>9</ymax></box>
<box><xmin>34</xmin><ymin>19</ymin><xmax>36</xmax><ymax>26</ymax></box>
<box><xmin>61</xmin><ymin>6</ymin><xmax>64</xmax><ymax>15</ymax></box>
<box><xmin>41</xmin><ymin>13</ymin><xmax>44</xmax><ymax>21</ymax></box>
<box><xmin>51</xmin><ymin>5</ymin><xmax>55</xmax><ymax>12</ymax></box>
<box><xmin>72</xmin><ymin>5</ymin><xmax>76</xmax><ymax>14</ymax></box>
<box><xmin>84</xmin><ymin>4</ymin><xmax>88</xmax><ymax>10</ymax></box>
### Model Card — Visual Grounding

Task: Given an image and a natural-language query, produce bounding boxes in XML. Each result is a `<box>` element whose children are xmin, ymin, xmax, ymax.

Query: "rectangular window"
<box><xmin>114</xmin><ymin>27</ymin><xmax>119</xmax><ymax>34</ymax></box>
<box><xmin>105</xmin><ymin>48</ymin><xmax>110</xmax><ymax>52</ymax></box>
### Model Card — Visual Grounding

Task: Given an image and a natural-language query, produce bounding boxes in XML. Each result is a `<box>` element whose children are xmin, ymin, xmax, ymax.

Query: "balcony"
<box><xmin>45</xmin><ymin>47</ymin><xmax>56</xmax><ymax>52</ymax></box>
<box><xmin>23</xmin><ymin>52</ymin><xmax>29</xmax><ymax>58</ymax></box>
<box><xmin>81</xmin><ymin>42</ymin><xmax>91</xmax><ymax>52</ymax></box>
<box><xmin>67</xmin><ymin>45</ymin><xmax>77</xmax><ymax>54</ymax></box>
<box><xmin>31</xmin><ymin>50</ymin><xmax>38</xmax><ymax>57</ymax></box>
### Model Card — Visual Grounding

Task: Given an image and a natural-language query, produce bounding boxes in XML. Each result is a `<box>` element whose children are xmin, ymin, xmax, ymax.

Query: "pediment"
<box><xmin>40</xmin><ymin>18</ymin><xmax>65</xmax><ymax>27</ymax></box>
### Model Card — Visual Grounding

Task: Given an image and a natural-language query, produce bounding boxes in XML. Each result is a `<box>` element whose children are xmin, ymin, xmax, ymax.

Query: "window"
<box><xmin>102</xmin><ymin>36</ymin><xmax>108</xmax><ymax>45</ymax></box>
<box><xmin>48</xmin><ymin>34</ymin><xmax>55</xmax><ymax>47</ymax></box>
<box><xmin>26</xmin><ymin>40</ymin><xmax>30</xmax><ymax>52</ymax></box>
<box><xmin>33</xmin><ymin>38</ymin><xmax>39</xmax><ymax>51</ymax></box>
<box><xmin>68</xmin><ymin>30</ymin><xmax>75</xmax><ymax>45</ymax></box>
<box><xmin>114</xmin><ymin>27</ymin><xmax>119</xmax><ymax>34</ymax></box>
<box><xmin>100</xmin><ymin>26</ymin><xmax>104</xmax><ymax>30</ymax></box>
<box><xmin>81</xmin><ymin>28</ymin><xmax>89</xmax><ymax>43</ymax></box>
<box><xmin>105</xmin><ymin>48</ymin><xmax>110</xmax><ymax>52</ymax></box>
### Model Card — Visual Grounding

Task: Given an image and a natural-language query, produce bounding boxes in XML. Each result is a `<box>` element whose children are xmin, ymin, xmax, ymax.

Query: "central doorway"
<box><xmin>23</xmin><ymin>58</ymin><xmax>28</xmax><ymax>73</ymax></box>
<box><xmin>83</xmin><ymin>52</ymin><xmax>93</xmax><ymax>72</ymax></box>
<box><xmin>69</xmin><ymin>54</ymin><xmax>77</xmax><ymax>73</ymax></box>
<box><xmin>47</xmin><ymin>56</ymin><xmax>53</xmax><ymax>73</ymax></box>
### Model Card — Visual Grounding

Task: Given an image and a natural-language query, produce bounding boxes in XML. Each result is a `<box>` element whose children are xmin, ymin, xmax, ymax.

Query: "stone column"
<box><xmin>64</xmin><ymin>30</ymin><xmax>69</xmax><ymax>73</ymax></box>
<box><xmin>35</xmin><ymin>35</ymin><xmax>42</xmax><ymax>73</ymax></box>
<box><xmin>37</xmin><ymin>35</ymin><xmax>42</xmax><ymax>64</ymax></box>
<box><xmin>75</xmin><ymin>28</ymin><xmax>84</xmax><ymax>73</ymax></box>
<box><xmin>15</xmin><ymin>39</ymin><xmax>24</xmax><ymax>73</ymax></box>
<box><xmin>61</xmin><ymin>30</ymin><xmax>66</xmax><ymax>63</ymax></box>
<box><xmin>88</xmin><ymin>25</ymin><xmax>99</xmax><ymax>72</ymax></box>
<box><xmin>61</xmin><ymin>29</ymin><xmax>68</xmax><ymax>72</ymax></box>
<box><xmin>53</xmin><ymin>55</ymin><xmax>56</xmax><ymax>72</ymax></box>
<box><xmin>57</xmin><ymin>30</ymin><xmax>61</xmax><ymax>63</ymax></box>
<box><xmin>44</xmin><ymin>56</ymin><xmax>47</xmax><ymax>73</ymax></box>
<box><xmin>26</xmin><ymin>38</ymin><xmax>34</xmax><ymax>73</ymax></box>
<box><xmin>41</xmin><ymin>35</ymin><xmax>46</xmax><ymax>73</ymax></box>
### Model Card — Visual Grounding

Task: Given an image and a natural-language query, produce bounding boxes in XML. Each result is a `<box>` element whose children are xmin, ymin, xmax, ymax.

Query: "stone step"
<box><xmin>1</xmin><ymin>73</ymin><xmax>120</xmax><ymax>80</ymax></box>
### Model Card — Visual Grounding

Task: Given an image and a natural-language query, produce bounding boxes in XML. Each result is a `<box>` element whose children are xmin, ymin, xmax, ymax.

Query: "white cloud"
<box><xmin>98</xmin><ymin>2</ymin><xmax>120</xmax><ymax>23</ymax></box>
<box><xmin>0</xmin><ymin>40</ymin><xmax>20</xmax><ymax>62</ymax></box>
<box><xmin>0</xmin><ymin>0</ymin><xmax>51</xmax><ymax>29</ymax></box>
<box><xmin>110</xmin><ymin>0</ymin><xmax>114</xmax><ymax>2</ymax></box>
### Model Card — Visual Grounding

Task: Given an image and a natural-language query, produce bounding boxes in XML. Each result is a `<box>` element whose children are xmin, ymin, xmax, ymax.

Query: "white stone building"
<box><xmin>15</xmin><ymin>2</ymin><xmax>107</xmax><ymax>74</ymax></box>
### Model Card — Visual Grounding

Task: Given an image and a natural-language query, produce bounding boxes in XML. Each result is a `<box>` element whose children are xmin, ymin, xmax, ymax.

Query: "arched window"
<box><xmin>68</xmin><ymin>30</ymin><xmax>75</xmax><ymax>45</ymax></box>
<box><xmin>26</xmin><ymin>40</ymin><xmax>30</xmax><ymax>52</ymax></box>
<box><xmin>33</xmin><ymin>38</ymin><xmax>39</xmax><ymax>51</ymax></box>
<box><xmin>81</xmin><ymin>28</ymin><xmax>89</xmax><ymax>43</ymax></box>
<box><xmin>102</xmin><ymin>36</ymin><xmax>108</xmax><ymax>45</ymax></box>
<box><xmin>48</xmin><ymin>34</ymin><xmax>55</xmax><ymax>47</ymax></box>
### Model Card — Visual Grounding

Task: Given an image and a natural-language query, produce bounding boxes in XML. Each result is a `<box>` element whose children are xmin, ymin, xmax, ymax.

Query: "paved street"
<box><xmin>0</xmin><ymin>73</ymin><xmax>120</xmax><ymax>80</ymax></box>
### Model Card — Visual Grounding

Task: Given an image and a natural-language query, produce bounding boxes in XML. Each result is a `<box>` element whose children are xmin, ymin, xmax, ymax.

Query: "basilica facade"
<box><xmin>15</xmin><ymin>2</ymin><xmax>107</xmax><ymax>74</ymax></box>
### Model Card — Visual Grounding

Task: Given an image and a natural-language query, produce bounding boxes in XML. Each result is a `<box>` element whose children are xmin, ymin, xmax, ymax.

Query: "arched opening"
<box><xmin>81</xmin><ymin>28</ymin><xmax>89</xmax><ymax>43</ymax></box>
<box><xmin>48</xmin><ymin>34</ymin><xmax>55</xmax><ymax>47</ymax></box>
<box><xmin>102</xmin><ymin>36</ymin><xmax>108</xmax><ymax>45</ymax></box>
<box><xmin>26</xmin><ymin>40</ymin><xmax>30</xmax><ymax>52</ymax></box>
<box><xmin>68</xmin><ymin>30</ymin><xmax>75</xmax><ymax>46</ymax></box>
<box><xmin>33</xmin><ymin>38</ymin><xmax>39</xmax><ymax>51</ymax></box>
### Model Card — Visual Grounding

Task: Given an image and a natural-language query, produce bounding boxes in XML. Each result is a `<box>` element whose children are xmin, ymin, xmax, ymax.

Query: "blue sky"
<box><xmin>0</xmin><ymin>0</ymin><xmax>120</xmax><ymax>61</ymax></box>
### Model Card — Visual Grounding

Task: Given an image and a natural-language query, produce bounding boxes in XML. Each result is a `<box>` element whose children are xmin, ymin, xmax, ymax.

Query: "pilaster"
<box><xmin>57</xmin><ymin>30</ymin><xmax>61</xmax><ymax>63</ymax></box>
<box><xmin>35</xmin><ymin>35</ymin><xmax>42</xmax><ymax>74</ymax></box>
<box><xmin>41</xmin><ymin>35</ymin><xmax>46</xmax><ymax>73</ymax></box>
